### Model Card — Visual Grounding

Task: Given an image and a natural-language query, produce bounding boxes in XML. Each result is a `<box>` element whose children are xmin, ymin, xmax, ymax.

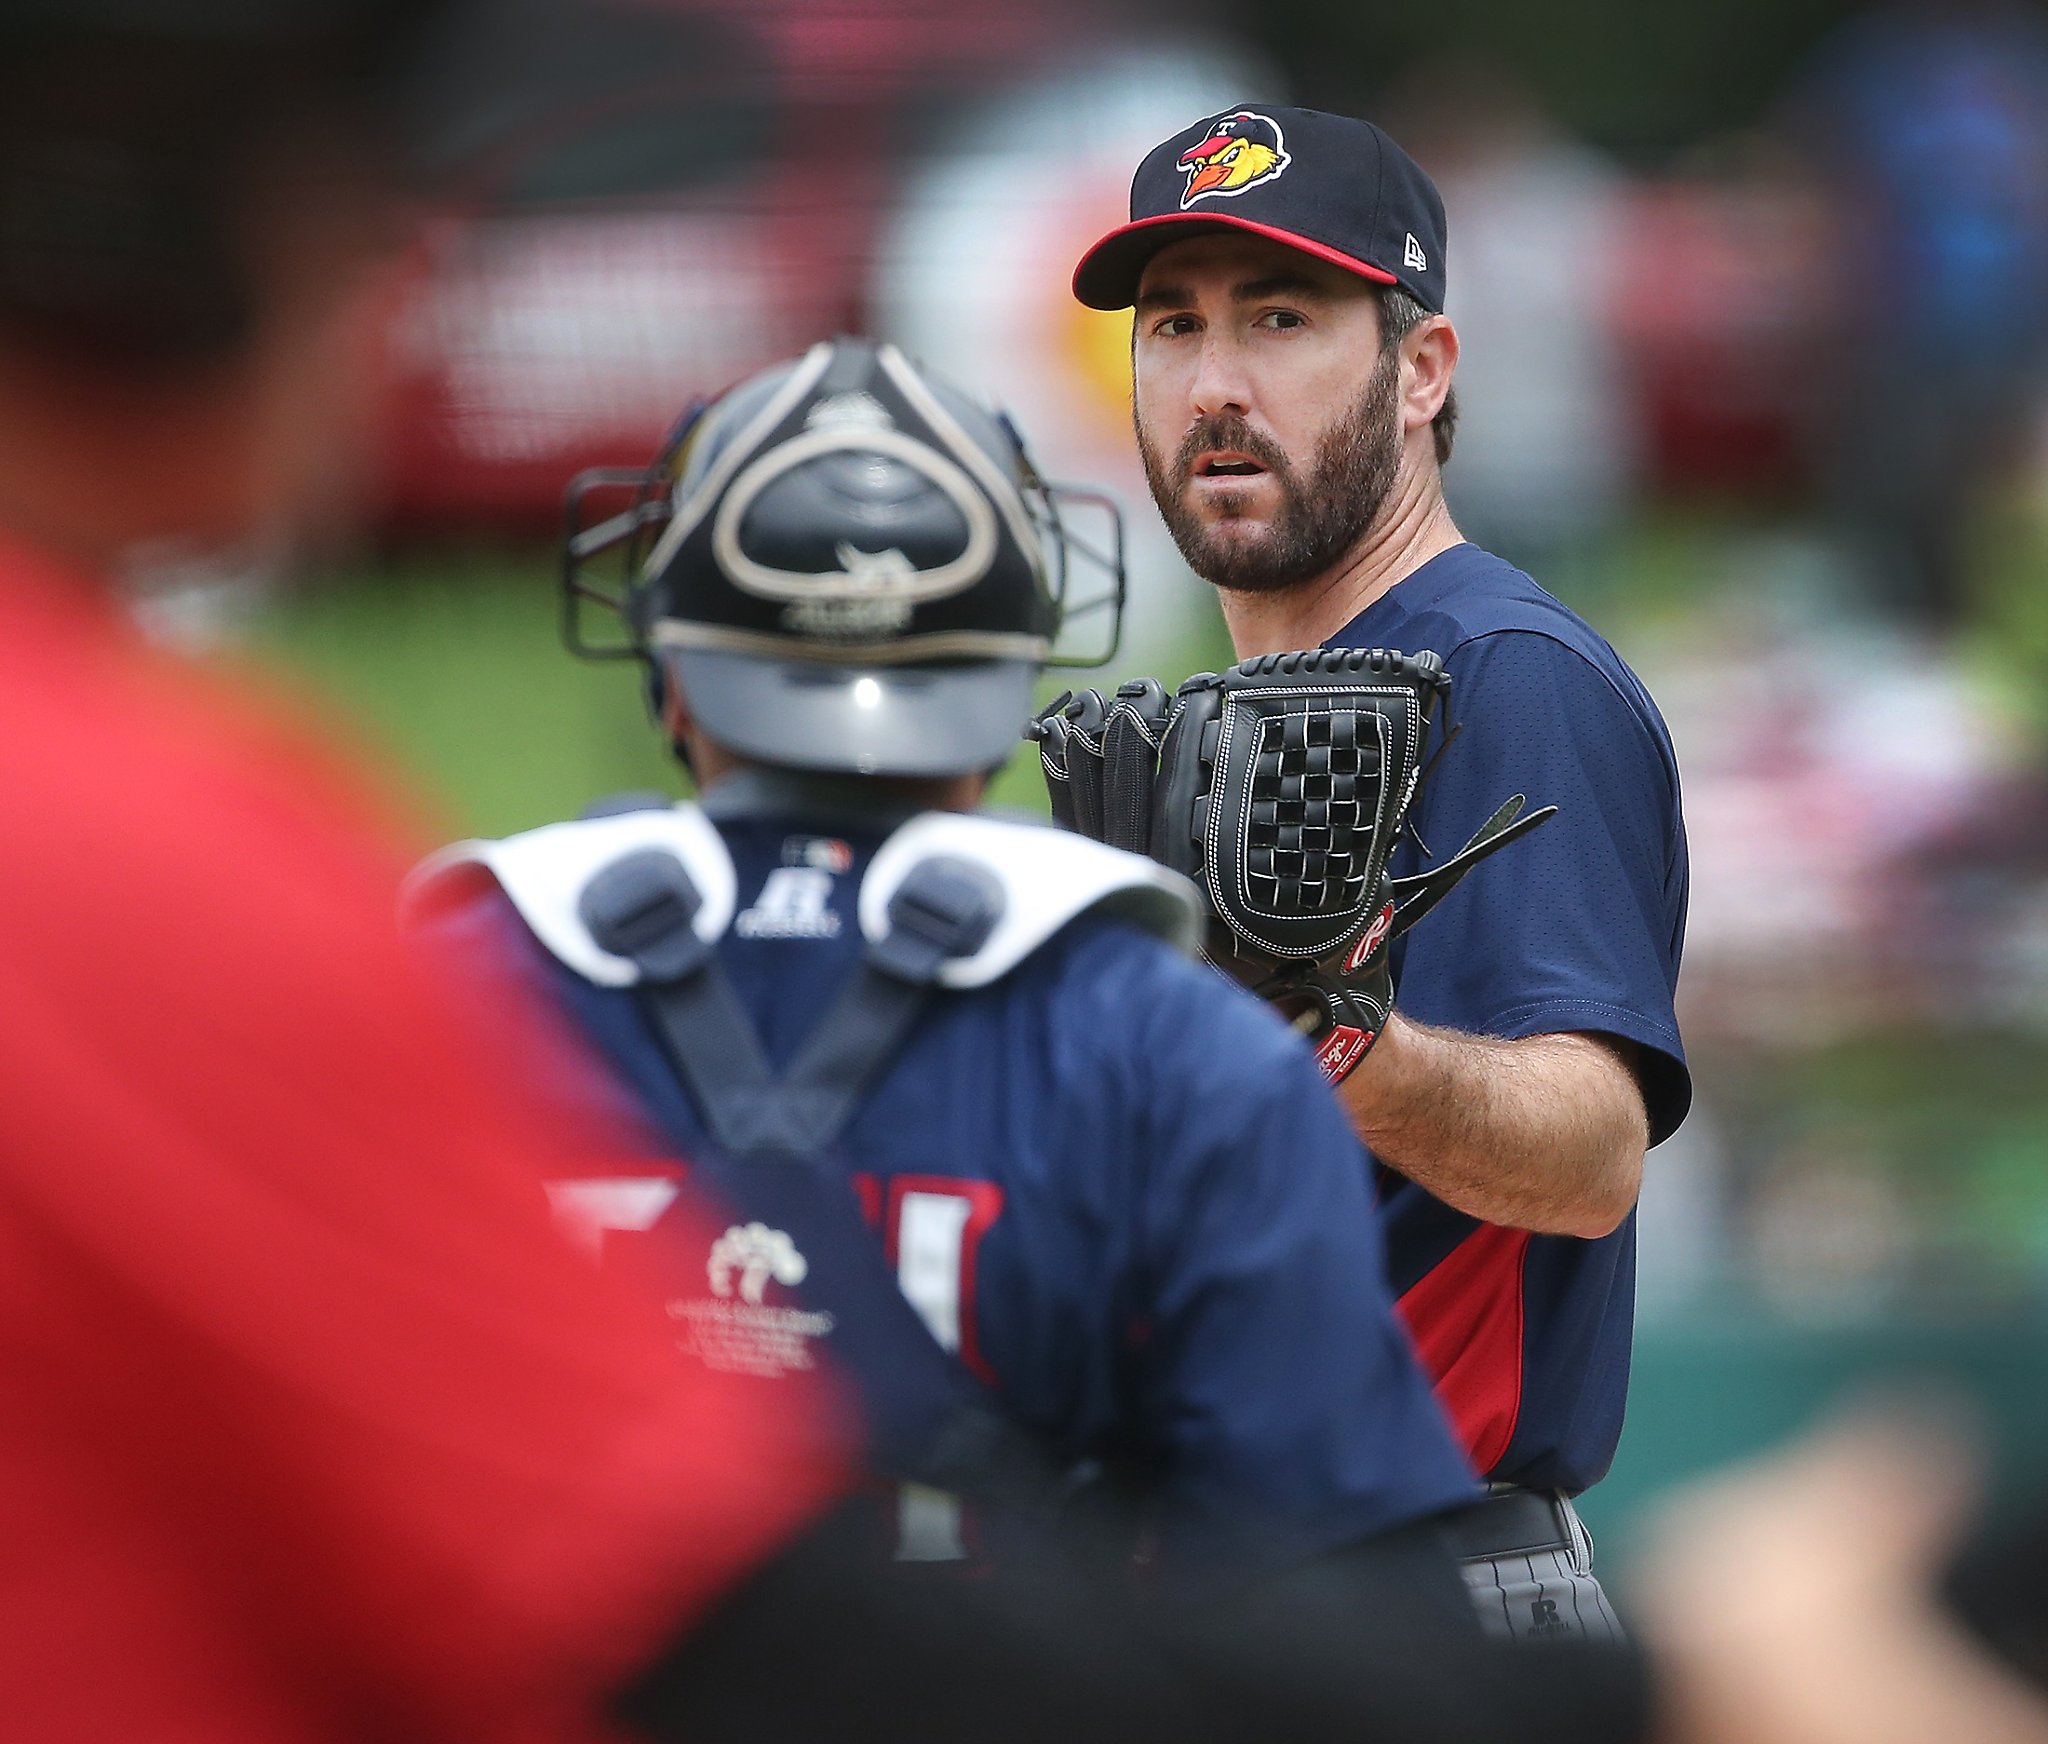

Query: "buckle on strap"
<box><xmin>869</xmin><ymin>855</ymin><xmax>1005</xmax><ymax>984</ymax></box>
<box><xmin>578</xmin><ymin>849</ymin><xmax>711</xmax><ymax>982</ymax></box>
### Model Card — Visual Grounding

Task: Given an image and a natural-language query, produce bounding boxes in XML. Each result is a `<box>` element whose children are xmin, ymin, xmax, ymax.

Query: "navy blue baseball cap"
<box><xmin>1073</xmin><ymin>105</ymin><xmax>1447</xmax><ymax>315</ymax></box>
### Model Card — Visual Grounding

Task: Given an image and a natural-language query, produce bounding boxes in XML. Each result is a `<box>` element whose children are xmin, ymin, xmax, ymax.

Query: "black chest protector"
<box><xmin>576</xmin><ymin>837</ymin><xmax>1043</xmax><ymax>1494</ymax></box>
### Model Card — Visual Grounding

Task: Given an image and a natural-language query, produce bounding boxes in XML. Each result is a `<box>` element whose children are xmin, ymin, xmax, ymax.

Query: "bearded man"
<box><xmin>1071</xmin><ymin>106</ymin><xmax>1692</xmax><ymax>1639</ymax></box>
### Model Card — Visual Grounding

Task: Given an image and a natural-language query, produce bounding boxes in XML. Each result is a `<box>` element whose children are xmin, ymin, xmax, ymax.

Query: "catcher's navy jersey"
<box><xmin>420</xmin><ymin>802</ymin><xmax>1478</xmax><ymax>1570</ymax></box>
<box><xmin>1328</xmin><ymin>543</ymin><xmax>1689</xmax><ymax>1495</ymax></box>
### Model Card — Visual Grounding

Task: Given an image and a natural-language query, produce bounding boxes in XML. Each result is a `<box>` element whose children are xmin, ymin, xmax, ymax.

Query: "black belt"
<box><xmin>1438</xmin><ymin>1489</ymin><xmax>1574</xmax><ymax>1561</ymax></box>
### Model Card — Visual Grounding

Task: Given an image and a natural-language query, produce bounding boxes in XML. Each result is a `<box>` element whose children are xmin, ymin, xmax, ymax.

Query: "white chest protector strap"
<box><xmin>410</xmin><ymin>802</ymin><xmax>1201</xmax><ymax>1160</ymax></box>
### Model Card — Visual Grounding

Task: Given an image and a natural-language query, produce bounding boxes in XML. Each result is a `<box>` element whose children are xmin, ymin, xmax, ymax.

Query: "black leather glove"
<box><xmin>1031</xmin><ymin>648</ymin><xmax>1554</xmax><ymax>1082</ymax></box>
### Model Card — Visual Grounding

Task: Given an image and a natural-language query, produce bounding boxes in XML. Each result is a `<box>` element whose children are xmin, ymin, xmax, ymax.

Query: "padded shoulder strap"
<box><xmin>859</xmin><ymin>811</ymin><xmax>1201</xmax><ymax>990</ymax></box>
<box><xmin>404</xmin><ymin>805</ymin><xmax>737</xmax><ymax>987</ymax></box>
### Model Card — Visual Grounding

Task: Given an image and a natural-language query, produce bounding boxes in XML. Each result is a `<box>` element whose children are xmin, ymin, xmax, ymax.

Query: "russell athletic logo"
<box><xmin>736</xmin><ymin>865</ymin><xmax>842</xmax><ymax>939</ymax></box>
<box><xmin>1178</xmin><ymin>111</ymin><xmax>1293</xmax><ymax>208</ymax></box>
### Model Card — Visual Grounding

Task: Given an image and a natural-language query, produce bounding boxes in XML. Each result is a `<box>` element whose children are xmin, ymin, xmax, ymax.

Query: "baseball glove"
<box><xmin>1030</xmin><ymin>647</ymin><xmax>1554</xmax><ymax>1082</ymax></box>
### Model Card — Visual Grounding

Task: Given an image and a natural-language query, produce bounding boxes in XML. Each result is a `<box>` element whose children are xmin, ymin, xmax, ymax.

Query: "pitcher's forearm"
<box><xmin>1339</xmin><ymin>1019</ymin><xmax>1647</xmax><ymax>1238</ymax></box>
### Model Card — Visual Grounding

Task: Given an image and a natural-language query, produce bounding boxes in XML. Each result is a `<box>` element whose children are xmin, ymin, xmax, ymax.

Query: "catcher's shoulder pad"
<box><xmin>403</xmin><ymin>804</ymin><xmax>737</xmax><ymax>988</ymax></box>
<box><xmin>404</xmin><ymin>805</ymin><xmax>1202</xmax><ymax>994</ymax></box>
<box><xmin>859</xmin><ymin>811</ymin><xmax>1203</xmax><ymax>989</ymax></box>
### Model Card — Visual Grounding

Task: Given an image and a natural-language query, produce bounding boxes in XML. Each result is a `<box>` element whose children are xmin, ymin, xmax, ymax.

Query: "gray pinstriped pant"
<box><xmin>1456</xmin><ymin>1492</ymin><xmax>1626</xmax><ymax>1644</ymax></box>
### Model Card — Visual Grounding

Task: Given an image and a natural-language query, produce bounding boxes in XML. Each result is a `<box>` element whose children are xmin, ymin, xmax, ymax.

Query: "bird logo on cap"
<box><xmin>1177</xmin><ymin>111</ymin><xmax>1292</xmax><ymax>209</ymax></box>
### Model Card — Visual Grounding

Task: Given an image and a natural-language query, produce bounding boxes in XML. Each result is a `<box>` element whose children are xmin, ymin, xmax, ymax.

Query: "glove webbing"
<box><xmin>1384</xmin><ymin>793</ymin><xmax>1557</xmax><ymax>945</ymax></box>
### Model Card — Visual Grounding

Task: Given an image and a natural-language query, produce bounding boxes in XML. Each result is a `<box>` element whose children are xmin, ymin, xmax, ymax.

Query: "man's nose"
<box><xmin>1188</xmin><ymin>331</ymin><xmax>1254</xmax><ymax>420</ymax></box>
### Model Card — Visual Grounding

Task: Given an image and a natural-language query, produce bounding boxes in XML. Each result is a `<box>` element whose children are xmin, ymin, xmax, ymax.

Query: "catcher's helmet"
<box><xmin>561</xmin><ymin>336</ymin><xmax>1125</xmax><ymax>778</ymax></box>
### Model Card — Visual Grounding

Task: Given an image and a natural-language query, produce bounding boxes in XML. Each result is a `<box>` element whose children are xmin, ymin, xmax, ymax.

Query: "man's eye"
<box><xmin>1153</xmin><ymin>314</ymin><xmax>1200</xmax><ymax>337</ymax></box>
<box><xmin>1257</xmin><ymin>310</ymin><xmax>1306</xmax><ymax>330</ymax></box>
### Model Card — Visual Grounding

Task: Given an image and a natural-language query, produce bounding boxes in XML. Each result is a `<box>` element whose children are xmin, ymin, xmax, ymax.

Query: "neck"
<box><xmin>697</xmin><ymin>758</ymin><xmax>984</xmax><ymax>821</ymax></box>
<box><xmin>1214</xmin><ymin>463</ymin><xmax>1462</xmax><ymax>659</ymax></box>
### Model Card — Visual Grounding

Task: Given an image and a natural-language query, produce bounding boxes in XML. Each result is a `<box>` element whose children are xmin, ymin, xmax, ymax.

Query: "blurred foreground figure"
<box><xmin>1637</xmin><ymin>1410</ymin><xmax>2048</xmax><ymax>1744</ymax></box>
<box><xmin>411</xmin><ymin>334</ymin><xmax>1483</xmax><ymax>1591</ymax></box>
<box><xmin>0</xmin><ymin>8</ymin><xmax>844</xmax><ymax>1740</ymax></box>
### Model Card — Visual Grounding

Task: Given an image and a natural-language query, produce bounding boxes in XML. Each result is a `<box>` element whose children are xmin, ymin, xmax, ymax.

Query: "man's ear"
<box><xmin>658</xmin><ymin>677</ymin><xmax>691</xmax><ymax>741</ymax></box>
<box><xmin>645</xmin><ymin>657</ymin><xmax>695</xmax><ymax>736</ymax></box>
<box><xmin>646</xmin><ymin>660</ymin><xmax>698</xmax><ymax>776</ymax></box>
<box><xmin>1401</xmin><ymin>316</ymin><xmax>1459</xmax><ymax>435</ymax></box>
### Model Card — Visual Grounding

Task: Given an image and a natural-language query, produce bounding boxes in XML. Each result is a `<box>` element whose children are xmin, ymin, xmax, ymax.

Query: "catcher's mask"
<box><xmin>560</xmin><ymin>336</ymin><xmax>1127</xmax><ymax>778</ymax></box>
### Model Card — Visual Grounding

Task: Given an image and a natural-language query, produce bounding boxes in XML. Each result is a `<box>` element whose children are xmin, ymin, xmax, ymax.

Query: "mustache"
<box><xmin>1171</xmin><ymin>414</ymin><xmax>1292</xmax><ymax>483</ymax></box>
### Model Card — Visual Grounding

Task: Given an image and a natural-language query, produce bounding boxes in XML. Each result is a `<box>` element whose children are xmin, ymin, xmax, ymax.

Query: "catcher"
<box><xmin>407</xmin><ymin>336</ymin><xmax>1486</xmax><ymax>1603</ymax></box>
<box><xmin>1049</xmin><ymin>104</ymin><xmax>1693</xmax><ymax>1638</ymax></box>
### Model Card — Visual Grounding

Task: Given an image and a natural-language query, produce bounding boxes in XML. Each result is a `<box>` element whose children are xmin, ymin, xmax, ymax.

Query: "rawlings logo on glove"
<box><xmin>1029</xmin><ymin>647</ymin><xmax>1555</xmax><ymax>1083</ymax></box>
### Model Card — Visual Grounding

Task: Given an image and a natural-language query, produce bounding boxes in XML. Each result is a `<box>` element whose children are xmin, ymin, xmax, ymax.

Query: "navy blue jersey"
<box><xmin>420</xmin><ymin>805</ymin><xmax>1478</xmax><ymax>1571</ymax></box>
<box><xmin>1327</xmin><ymin>543</ymin><xmax>1690</xmax><ymax>1494</ymax></box>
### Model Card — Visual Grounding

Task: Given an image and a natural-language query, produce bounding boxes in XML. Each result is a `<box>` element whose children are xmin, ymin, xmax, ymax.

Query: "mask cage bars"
<box><xmin>560</xmin><ymin>468</ymin><xmax>670</xmax><ymax>662</ymax></box>
<box><xmin>559</xmin><ymin>399</ymin><xmax>710</xmax><ymax>664</ymax></box>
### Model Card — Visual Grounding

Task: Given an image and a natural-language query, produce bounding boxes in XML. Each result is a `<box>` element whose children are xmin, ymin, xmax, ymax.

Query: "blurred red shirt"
<box><xmin>0</xmin><ymin>536</ymin><xmax>843</xmax><ymax>1743</ymax></box>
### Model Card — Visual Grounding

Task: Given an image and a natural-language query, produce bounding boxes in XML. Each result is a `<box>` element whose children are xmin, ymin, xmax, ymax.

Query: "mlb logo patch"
<box><xmin>782</xmin><ymin>834</ymin><xmax>854</xmax><ymax>873</ymax></box>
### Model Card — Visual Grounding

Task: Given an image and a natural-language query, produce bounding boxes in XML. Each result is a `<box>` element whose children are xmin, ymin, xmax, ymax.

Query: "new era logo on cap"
<box><xmin>1072</xmin><ymin>105</ymin><xmax>1448</xmax><ymax>317</ymax></box>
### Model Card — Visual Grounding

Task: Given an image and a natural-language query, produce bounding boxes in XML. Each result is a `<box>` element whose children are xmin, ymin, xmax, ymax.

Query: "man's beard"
<box><xmin>1138</xmin><ymin>348</ymin><xmax>1401</xmax><ymax>595</ymax></box>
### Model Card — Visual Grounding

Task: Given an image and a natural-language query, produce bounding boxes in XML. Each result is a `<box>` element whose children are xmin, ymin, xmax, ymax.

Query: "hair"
<box><xmin>1377</xmin><ymin>287</ymin><xmax>1457</xmax><ymax>467</ymax></box>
